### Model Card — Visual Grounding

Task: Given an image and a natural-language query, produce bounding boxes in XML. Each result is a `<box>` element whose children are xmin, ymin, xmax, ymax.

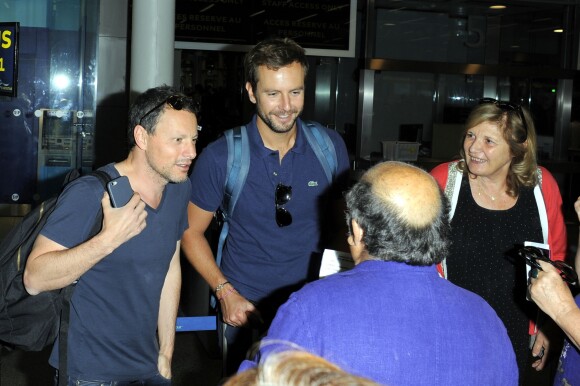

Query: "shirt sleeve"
<box><xmin>540</xmin><ymin>167</ymin><xmax>567</xmax><ymax>262</ymax></box>
<box><xmin>41</xmin><ymin>176</ymin><xmax>104</xmax><ymax>248</ymax></box>
<box><xmin>189</xmin><ymin>139</ymin><xmax>227</xmax><ymax>212</ymax></box>
<box><xmin>327</xmin><ymin>128</ymin><xmax>351</xmax><ymax>198</ymax></box>
<box><xmin>178</xmin><ymin>179</ymin><xmax>192</xmax><ymax>237</ymax></box>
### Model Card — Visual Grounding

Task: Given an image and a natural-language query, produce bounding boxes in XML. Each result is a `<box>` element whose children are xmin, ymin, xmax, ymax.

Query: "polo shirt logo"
<box><xmin>308</xmin><ymin>181</ymin><xmax>318</xmax><ymax>187</ymax></box>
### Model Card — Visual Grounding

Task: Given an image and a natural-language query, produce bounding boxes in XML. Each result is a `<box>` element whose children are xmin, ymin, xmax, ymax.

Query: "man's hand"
<box><xmin>100</xmin><ymin>192</ymin><xmax>147</xmax><ymax>250</ymax></box>
<box><xmin>157</xmin><ymin>352</ymin><xmax>171</xmax><ymax>379</ymax></box>
<box><xmin>220</xmin><ymin>290</ymin><xmax>263</xmax><ymax>328</ymax></box>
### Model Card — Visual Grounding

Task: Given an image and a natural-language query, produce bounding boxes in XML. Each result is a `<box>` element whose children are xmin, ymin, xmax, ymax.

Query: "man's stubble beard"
<box><xmin>256</xmin><ymin>105</ymin><xmax>302</xmax><ymax>134</ymax></box>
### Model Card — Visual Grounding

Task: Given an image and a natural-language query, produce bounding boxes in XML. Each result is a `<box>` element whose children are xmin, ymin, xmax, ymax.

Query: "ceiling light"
<box><xmin>490</xmin><ymin>5</ymin><xmax>506</xmax><ymax>9</ymax></box>
<box><xmin>554</xmin><ymin>29</ymin><xmax>564</xmax><ymax>33</ymax></box>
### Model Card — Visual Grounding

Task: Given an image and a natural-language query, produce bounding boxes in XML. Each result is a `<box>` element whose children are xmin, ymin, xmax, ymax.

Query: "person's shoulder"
<box><xmin>96</xmin><ymin>163</ymin><xmax>119</xmax><ymax>177</ymax></box>
<box><xmin>191</xmin><ymin>134</ymin><xmax>228</xmax><ymax>172</ymax></box>
<box><xmin>293</xmin><ymin>270</ymin><xmax>353</xmax><ymax>300</ymax></box>
<box><xmin>536</xmin><ymin>166</ymin><xmax>561</xmax><ymax>193</ymax></box>
<box><xmin>441</xmin><ymin>279</ymin><xmax>500</xmax><ymax>314</ymax></box>
<box><xmin>43</xmin><ymin>170</ymin><xmax>106</xmax><ymax>234</ymax></box>
<box><xmin>429</xmin><ymin>162</ymin><xmax>454</xmax><ymax>187</ymax></box>
<box><xmin>430</xmin><ymin>161</ymin><xmax>455</xmax><ymax>174</ymax></box>
<box><xmin>300</xmin><ymin>120</ymin><xmax>342</xmax><ymax>141</ymax></box>
<box><xmin>300</xmin><ymin>121</ymin><xmax>350</xmax><ymax>172</ymax></box>
<box><xmin>202</xmin><ymin>132</ymin><xmax>228</xmax><ymax>153</ymax></box>
<box><xmin>538</xmin><ymin>166</ymin><xmax>557</xmax><ymax>183</ymax></box>
<box><xmin>62</xmin><ymin>167</ymin><xmax>113</xmax><ymax>195</ymax></box>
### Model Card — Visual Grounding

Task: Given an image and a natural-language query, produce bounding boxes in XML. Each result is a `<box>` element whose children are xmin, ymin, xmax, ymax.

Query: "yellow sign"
<box><xmin>0</xmin><ymin>22</ymin><xmax>19</xmax><ymax>97</ymax></box>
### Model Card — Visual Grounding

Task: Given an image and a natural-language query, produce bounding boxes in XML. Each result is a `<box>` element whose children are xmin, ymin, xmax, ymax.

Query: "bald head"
<box><xmin>361</xmin><ymin>162</ymin><xmax>442</xmax><ymax>228</ymax></box>
<box><xmin>345</xmin><ymin>161</ymin><xmax>450</xmax><ymax>265</ymax></box>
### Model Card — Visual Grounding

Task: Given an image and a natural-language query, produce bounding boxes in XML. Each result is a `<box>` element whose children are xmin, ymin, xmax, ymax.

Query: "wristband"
<box><xmin>217</xmin><ymin>286</ymin><xmax>237</xmax><ymax>301</ymax></box>
<box><xmin>214</xmin><ymin>281</ymin><xmax>230</xmax><ymax>293</ymax></box>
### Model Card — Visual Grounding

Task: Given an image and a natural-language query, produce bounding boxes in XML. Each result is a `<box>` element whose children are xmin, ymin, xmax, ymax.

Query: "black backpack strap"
<box><xmin>58</xmin><ymin>169</ymin><xmax>111</xmax><ymax>386</ymax></box>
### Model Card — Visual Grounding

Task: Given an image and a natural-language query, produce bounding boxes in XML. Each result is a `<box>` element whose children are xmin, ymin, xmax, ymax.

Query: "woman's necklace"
<box><xmin>476</xmin><ymin>179</ymin><xmax>500</xmax><ymax>202</ymax></box>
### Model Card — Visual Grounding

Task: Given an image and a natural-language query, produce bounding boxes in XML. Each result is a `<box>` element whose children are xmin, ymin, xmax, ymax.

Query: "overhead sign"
<box><xmin>0</xmin><ymin>22</ymin><xmax>19</xmax><ymax>97</ymax></box>
<box><xmin>175</xmin><ymin>0</ymin><xmax>356</xmax><ymax>57</ymax></box>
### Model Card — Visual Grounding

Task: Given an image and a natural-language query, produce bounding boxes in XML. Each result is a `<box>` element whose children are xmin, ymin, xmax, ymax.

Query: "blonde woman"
<box><xmin>431</xmin><ymin>99</ymin><xmax>567</xmax><ymax>382</ymax></box>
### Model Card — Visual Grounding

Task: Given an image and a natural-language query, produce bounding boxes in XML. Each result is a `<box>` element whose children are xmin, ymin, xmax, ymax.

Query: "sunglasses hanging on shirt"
<box><xmin>275</xmin><ymin>183</ymin><xmax>292</xmax><ymax>227</ymax></box>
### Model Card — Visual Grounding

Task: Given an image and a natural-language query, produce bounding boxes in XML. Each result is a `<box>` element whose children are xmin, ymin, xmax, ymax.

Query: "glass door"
<box><xmin>0</xmin><ymin>0</ymin><xmax>99</xmax><ymax>204</ymax></box>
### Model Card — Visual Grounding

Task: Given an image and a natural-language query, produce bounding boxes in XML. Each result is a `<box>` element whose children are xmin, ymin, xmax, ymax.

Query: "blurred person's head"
<box><xmin>223</xmin><ymin>350</ymin><xmax>381</xmax><ymax>386</ymax></box>
<box><xmin>345</xmin><ymin>161</ymin><xmax>450</xmax><ymax>266</ymax></box>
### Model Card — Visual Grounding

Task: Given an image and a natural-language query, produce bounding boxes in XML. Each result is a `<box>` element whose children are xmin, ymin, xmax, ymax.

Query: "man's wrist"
<box><xmin>214</xmin><ymin>280</ymin><xmax>230</xmax><ymax>294</ymax></box>
<box><xmin>217</xmin><ymin>286</ymin><xmax>237</xmax><ymax>301</ymax></box>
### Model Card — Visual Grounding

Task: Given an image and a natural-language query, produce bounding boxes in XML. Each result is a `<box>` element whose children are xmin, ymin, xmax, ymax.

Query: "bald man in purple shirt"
<box><xmin>240</xmin><ymin>161</ymin><xmax>518</xmax><ymax>385</ymax></box>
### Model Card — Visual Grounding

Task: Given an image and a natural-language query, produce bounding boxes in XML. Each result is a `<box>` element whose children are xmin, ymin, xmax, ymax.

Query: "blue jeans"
<box><xmin>54</xmin><ymin>371</ymin><xmax>171</xmax><ymax>386</ymax></box>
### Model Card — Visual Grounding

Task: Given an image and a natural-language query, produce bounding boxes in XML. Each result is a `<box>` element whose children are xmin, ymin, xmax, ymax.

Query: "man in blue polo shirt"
<box><xmin>182</xmin><ymin>37</ymin><xmax>350</xmax><ymax>374</ymax></box>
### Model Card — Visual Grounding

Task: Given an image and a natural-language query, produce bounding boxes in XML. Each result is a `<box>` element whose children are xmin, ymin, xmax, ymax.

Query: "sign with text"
<box><xmin>175</xmin><ymin>0</ymin><xmax>356</xmax><ymax>57</ymax></box>
<box><xmin>0</xmin><ymin>22</ymin><xmax>19</xmax><ymax>97</ymax></box>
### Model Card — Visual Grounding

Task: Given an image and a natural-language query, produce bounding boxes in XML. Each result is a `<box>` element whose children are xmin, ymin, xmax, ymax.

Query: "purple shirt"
<box><xmin>553</xmin><ymin>295</ymin><xmax>580</xmax><ymax>385</ymax></box>
<box><xmin>241</xmin><ymin>260</ymin><xmax>518</xmax><ymax>385</ymax></box>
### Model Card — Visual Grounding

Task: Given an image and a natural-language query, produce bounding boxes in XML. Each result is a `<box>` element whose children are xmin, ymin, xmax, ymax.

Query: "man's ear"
<box><xmin>245</xmin><ymin>82</ymin><xmax>257</xmax><ymax>104</ymax></box>
<box><xmin>348</xmin><ymin>219</ymin><xmax>367</xmax><ymax>265</ymax></box>
<box><xmin>134</xmin><ymin>125</ymin><xmax>148</xmax><ymax>150</ymax></box>
<box><xmin>351</xmin><ymin>219</ymin><xmax>364</xmax><ymax>246</ymax></box>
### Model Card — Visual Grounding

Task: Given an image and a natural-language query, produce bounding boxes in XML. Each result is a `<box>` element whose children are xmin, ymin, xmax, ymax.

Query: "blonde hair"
<box><xmin>457</xmin><ymin>102</ymin><xmax>538</xmax><ymax>197</ymax></box>
<box><xmin>223</xmin><ymin>350</ymin><xmax>381</xmax><ymax>386</ymax></box>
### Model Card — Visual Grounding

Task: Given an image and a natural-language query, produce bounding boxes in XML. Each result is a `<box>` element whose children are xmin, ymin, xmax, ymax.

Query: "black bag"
<box><xmin>0</xmin><ymin>169</ymin><xmax>111</xmax><ymax>351</ymax></box>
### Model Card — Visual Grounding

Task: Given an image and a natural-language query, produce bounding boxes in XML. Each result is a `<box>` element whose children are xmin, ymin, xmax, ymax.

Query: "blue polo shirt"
<box><xmin>189</xmin><ymin>116</ymin><xmax>350</xmax><ymax>303</ymax></box>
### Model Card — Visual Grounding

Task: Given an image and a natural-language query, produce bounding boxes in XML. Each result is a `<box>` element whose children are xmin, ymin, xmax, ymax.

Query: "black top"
<box><xmin>448</xmin><ymin>176</ymin><xmax>543</xmax><ymax>373</ymax></box>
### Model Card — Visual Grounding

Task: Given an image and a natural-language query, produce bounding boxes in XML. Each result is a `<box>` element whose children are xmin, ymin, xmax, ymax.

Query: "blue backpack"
<box><xmin>212</xmin><ymin>121</ymin><xmax>338</xmax><ymax>304</ymax></box>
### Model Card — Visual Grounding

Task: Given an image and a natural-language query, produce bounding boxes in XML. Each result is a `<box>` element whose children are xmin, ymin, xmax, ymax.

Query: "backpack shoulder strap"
<box><xmin>85</xmin><ymin>169</ymin><xmax>112</xmax><ymax>234</ymax></box>
<box><xmin>211</xmin><ymin>127</ymin><xmax>249</xmax><ymax>309</ymax></box>
<box><xmin>302</xmin><ymin>121</ymin><xmax>338</xmax><ymax>184</ymax></box>
<box><xmin>216</xmin><ymin>126</ymin><xmax>250</xmax><ymax>269</ymax></box>
<box><xmin>90</xmin><ymin>170</ymin><xmax>112</xmax><ymax>190</ymax></box>
<box><xmin>223</xmin><ymin>126</ymin><xmax>250</xmax><ymax>220</ymax></box>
